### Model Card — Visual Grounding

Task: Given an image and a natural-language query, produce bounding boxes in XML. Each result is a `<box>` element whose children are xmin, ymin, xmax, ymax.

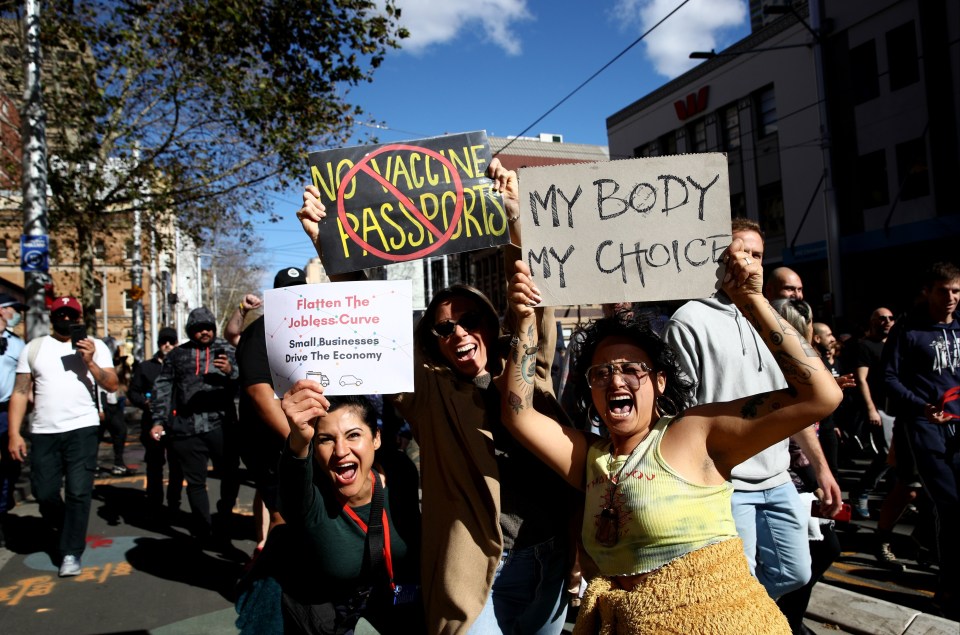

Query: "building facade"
<box><xmin>607</xmin><ymin>0</ymin><xmax>959</xmax><ymax>327</ymax></box>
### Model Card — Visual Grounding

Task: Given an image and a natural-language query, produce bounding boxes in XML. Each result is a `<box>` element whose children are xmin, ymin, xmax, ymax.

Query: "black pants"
<box><xmin>99</xmin><ymin>402</ymin><xmax>127</xmax><ymax>466</ymax></box>
<box><xmin>777</xmin><ymin>523</ymin><xmax>841</xmax><ymax>634</ymax></box>
<box><xmin>139</xmin><ymin>422</ymin><xmax>183</xmax><ymax>509</ymax></box>
<box><xmin>169</xmin><ymin>426</ymin><xmax>239</xmax><ymax>537</ymax></box>
<box><xmin>30</xmin><ymin>426</ymin><xmax>99</xmax><ymax>557</ymax></box>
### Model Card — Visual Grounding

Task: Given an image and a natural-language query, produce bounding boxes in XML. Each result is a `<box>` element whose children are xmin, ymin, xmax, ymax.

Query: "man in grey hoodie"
<box><xmin>663</xmin><ymin>218</ymin><xmax>842</xmax><ymax>599</ymax></box>
<box><xmin>151</xmin><ymin>307</ymin><xmax>239</xmax><ymax>544</ymax></box>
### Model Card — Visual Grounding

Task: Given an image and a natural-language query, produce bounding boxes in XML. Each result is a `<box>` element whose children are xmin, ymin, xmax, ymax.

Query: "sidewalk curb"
<box><xmin>808</xmin><ymin>582</ymin><xmax>957</xmax><ymax>634</ymax></box>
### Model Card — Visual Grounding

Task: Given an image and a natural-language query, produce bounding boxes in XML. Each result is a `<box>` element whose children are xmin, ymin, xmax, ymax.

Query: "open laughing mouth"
<box><xmin>607</xmin><ymin>394</ymin><xmax>634</xmax><ymax>418</ymax></box>
<box><xmin>455</xmin><ymin>343</ymin><xmax>477</xmax><ymax>362</ymax></box>
<box><xmin>333</xmin><ymin>462</ymin><xmax>358</xmax><ymax>485</ymax></box>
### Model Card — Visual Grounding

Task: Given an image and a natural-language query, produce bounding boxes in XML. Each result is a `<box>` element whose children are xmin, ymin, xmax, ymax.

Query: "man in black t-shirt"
<box><xmin>236</xmin><ymin>267</ymin><xmax>307</xmax><ymax>553</ymax></box>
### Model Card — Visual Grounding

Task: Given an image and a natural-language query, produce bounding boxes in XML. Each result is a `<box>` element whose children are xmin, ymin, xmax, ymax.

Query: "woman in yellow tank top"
<box><xmin>500</xmin><ymin>238</ymin><xmax>843</xmax><ymax>634</ymax></box>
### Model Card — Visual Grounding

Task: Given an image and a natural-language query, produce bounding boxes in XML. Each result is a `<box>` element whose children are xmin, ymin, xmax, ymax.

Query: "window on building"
<box><xmin>856</xmin><ymin>150</ymin><xmax>889</xmax><ymax>209</ymax></box>
<box><xmin>125</xmin><ymin>289</ymin><xmax>135</xmax><ymax>311</ymax></box>
<box><xmin>721</xmin><ymin>105</ymin><xmax>740</xmax><ymax>150</ymax></box>
<box><xmin>94</xmin><ymin>240</ymin><xmax>106</xmax><ymax>260</ymax></box>
<box><xmin>686</xmin><ymin>119</ymin><xmax>707</xmax><ymax>153</ymax></box>
<box><xmin>849</xmin><ymin>40</ymin><xmax>879</xmax><ymax>104</ymax></box>
<box><xmin>730</xmin><ymin>192</ymin><xmax>747</xmax><ymax>218</ymax></box>
<box><xmin>895</xmin><ymin>137</ymin><xmax>929</xmax><ymax>200</ymax></box>
<box><xmin>757</xmin><ymin>181</ymin><xmax>785</xmax><ymax>238</ymax></box>
<box><xmin>0</xmin><ymin>240</ymin><xmax>7</xmax><ymax>260</ymax></box>
<box><xmin>634</xmin><ymin>141</ymin><xmax>659</xmax><ymax>157</ymax></box>
<box><xmin>886</xmin><ymin>22</ymin><xmax>919</xmax><ymax>91</ymax></box>
<box><xmin>658</xmin><ymin>131</ymin><xmax>677</xmax><ymax>156</ymax></box>
<box><xmin>125</xmin><ymin>240</ymin><xmax>136</xmax><ymax>261</ymax></box>
<box><xmin>93</xmin><ymin>280</ymin><xmax>103</xmax><ymax>308</ymax></box>
<box><xmin>755</xmin><ymin>86</ymin><xmax>778</xmax><ymax>138</ymax></box>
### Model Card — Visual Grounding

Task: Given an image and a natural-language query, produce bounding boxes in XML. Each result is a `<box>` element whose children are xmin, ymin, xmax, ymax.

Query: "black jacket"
<box><xmin>152</xmin><ymin>308</ymin><xmax>238</xmax><ymax>437</ymax></box>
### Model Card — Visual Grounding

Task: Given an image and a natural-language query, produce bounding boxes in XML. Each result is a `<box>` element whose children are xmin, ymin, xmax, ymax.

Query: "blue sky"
<box><xmin>252</xmin><ymin>0</ymin><xmax>752</xmax><ymax>286</ymax></box>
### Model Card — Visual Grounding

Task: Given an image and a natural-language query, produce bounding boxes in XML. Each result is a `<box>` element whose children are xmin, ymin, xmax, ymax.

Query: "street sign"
<box><xmin>20</xmin><ymin>235</ymin><xmax>49</xmax><ymax>272</ymax></box>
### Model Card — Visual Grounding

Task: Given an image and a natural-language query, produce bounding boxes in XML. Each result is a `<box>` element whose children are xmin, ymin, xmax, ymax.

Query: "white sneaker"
<box><xmin>59</xmin><ymin>555</ymin><xmax>82</xmax><ymax>577</ymax></box>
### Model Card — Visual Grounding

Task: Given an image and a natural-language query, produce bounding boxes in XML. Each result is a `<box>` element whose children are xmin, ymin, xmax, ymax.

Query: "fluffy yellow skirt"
<box><xmin>573</xmin><ymin>539</ymin><xmax>790</xmax><ymax>635</ymax></box>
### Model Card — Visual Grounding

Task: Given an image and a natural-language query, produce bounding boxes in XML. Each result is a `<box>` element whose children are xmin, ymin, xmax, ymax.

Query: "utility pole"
<box><xmin>149</xmin><ymin>224</ymin><xmax>158</xmax><ymax>356</ymax></box>
<box><xmin>131</xmin><ymin>152</ymin><xmax>145</xmax><ymax>362</ymax></box>
<box><xmin>21</xmin><ymin>0</ymin><xmax>50</xmax><ymax>340</ymax></box>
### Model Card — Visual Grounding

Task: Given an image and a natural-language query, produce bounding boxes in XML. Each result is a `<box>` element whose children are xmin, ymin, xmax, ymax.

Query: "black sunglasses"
<box><xmin>431</xmin><ymin>311</ymin><xmax>485</xmax><ymax>338</ymax></box>
<box><xmin>158</xmin><ymin>338</ymin><xmax>177</xmax><ymax>345</ymax></box>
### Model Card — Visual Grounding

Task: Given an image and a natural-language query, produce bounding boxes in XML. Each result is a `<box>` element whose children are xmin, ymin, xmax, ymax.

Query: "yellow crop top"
<box><xmin>581</xmin><ymin>415</ymin><xmax>738</xmax><ymax>576</ymax></box>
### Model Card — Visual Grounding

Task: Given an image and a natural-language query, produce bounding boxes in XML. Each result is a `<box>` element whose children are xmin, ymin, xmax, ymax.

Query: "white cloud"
<box><xmin>388</xmin><ymin>0</ymin><xmax>533</xmax><ymax>55</ymax></box>
<box><xmin>613</xmin><ymin>0</ymin><xmax>747</xmax><ymax>78</ymax></box>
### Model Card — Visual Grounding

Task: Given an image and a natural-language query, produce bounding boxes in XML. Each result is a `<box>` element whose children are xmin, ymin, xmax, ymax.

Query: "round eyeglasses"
<box><xmin>585</xmin><ymin>361</ymin><xmax>654</xmax><ymax>389</ymax></box>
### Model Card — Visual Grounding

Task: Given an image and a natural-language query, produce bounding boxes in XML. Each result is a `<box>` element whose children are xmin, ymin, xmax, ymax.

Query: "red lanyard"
<box><xmin>342</xmin><ymin>471</ymin><xmax>395</xmax><ymax>591</ymax></box>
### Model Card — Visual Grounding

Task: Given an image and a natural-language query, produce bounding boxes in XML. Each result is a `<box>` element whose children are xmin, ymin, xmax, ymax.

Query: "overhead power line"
<box><xmin>497</xmin><ymin>0</ymin><xmax>694</xmax><ymax>155</ymax></box>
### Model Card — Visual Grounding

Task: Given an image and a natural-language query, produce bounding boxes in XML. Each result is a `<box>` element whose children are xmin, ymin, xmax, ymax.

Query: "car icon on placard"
<box><xmin>339</xmin><ymin>375</ymin><xmax>363</xmax><ymax>387</ymax></box>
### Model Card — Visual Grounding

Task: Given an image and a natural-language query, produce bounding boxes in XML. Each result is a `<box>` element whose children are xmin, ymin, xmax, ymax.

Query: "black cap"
<box><xmin>273</xmin><ymin>267</ymin><xmax>307</xmax><ymax>289</ymax></box>
<box><xmin>0</xmin><ymin>293</ymin><xmax>28</xmax><ymax>311</ymax></box>
<box><xmin>157</xmin><ymin>327</ymin><xmax>178</xmax><ymax>345</ymax></box>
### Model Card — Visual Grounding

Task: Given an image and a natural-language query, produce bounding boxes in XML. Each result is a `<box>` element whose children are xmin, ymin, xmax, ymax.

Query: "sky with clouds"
<box><xmin>257</xmin><ymin>0</ymin><xmax>751</xmax><ymax>276</ymax></box>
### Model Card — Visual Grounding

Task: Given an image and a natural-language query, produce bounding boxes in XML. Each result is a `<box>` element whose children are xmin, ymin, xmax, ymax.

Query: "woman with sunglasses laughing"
<box><xmin>284</xmin><ymin>159</ymin><xmax>577</xmax><ymax>635</ymax></box>
<box><xmin>500</xmin><ymin>239</ymin><xmax>843</xmax><ymax>634</ymax></box>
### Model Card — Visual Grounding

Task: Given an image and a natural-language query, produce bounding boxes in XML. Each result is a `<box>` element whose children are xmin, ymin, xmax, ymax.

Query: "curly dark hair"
<box><xmin>570</xmin><ymin>310</ymin><xmax>694</xmax><ymax>427</ymax></box>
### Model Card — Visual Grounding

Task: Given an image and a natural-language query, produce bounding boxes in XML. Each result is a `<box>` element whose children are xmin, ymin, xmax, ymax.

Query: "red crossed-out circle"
<box><xmin>336</xmin><ymin>144</ymin><xmax>464</xmax><ymax>262</ymax></box>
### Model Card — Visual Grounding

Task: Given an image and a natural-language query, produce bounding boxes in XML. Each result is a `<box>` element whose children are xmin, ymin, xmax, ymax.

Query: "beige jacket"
<box><xmin>394</xmin><ymin>309</ymin><xmax>561</xmax><ymax>634</ymax></box>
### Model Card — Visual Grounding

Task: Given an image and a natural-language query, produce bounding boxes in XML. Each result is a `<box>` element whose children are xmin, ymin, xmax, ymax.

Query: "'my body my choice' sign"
<box><xmin>519</xmin><ymin>153</ymin><xmax>731</xmax><ymax>306</ymax></box>
<box><xmin>308</xmin><ymin>131</ymin><xmax>510</xmax><ymax>275</ymax></box>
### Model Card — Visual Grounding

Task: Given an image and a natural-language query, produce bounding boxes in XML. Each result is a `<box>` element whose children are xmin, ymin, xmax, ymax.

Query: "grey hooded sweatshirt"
<box><xmin>663</xmin><ymin>294</ymin><xmax>791</xmax><ymax>490</ymax></box>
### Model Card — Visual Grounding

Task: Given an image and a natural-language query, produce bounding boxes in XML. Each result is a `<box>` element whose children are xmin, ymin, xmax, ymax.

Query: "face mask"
<box><xmin>52</xmin><ymin>320</ymin><xmax>73</xmax><ymax>336</ymax></box>
<box><xmin>6</xmin><ymin>312</ymin><xmax>21</xmax><ymax>328</ymax></box>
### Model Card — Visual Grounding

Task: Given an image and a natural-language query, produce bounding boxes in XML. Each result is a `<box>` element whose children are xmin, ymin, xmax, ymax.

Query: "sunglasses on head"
<box><xmin>431</xmin><ymin>311</ymin><xmax>484</xmax><ymax>338</ymax></box>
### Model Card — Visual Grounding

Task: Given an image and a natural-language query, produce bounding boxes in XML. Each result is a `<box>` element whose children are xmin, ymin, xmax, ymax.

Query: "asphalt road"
<box><xmin>0</xmin><ymin>422</ymin><xmax>952</xmax><ymax>634</ymax></box>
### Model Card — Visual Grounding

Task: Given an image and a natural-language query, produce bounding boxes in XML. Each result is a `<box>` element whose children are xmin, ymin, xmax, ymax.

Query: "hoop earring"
<box><xmin>655</xmin><ymin>395</ymin><xmax>679</xmax><ymax>418</ymax></box>
<box><xmin>587</xmin><ymin>403</ymin><xmax>603</xmax><ymax>427</ymax></box>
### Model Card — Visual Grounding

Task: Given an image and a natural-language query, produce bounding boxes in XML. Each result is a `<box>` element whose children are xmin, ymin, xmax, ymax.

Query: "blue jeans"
<box><xmin>467</xmin><ymin>537</ymin><xmax>568</xmax><ymax>635</ymax></box>
<box><xmin>732</xmin><ymin>482</ymin><xmax>811</xmax><ymax>598</ymax></box>
<box><xmin>30</xmin><ymin>426</ymin><xmax>100</xmax><ymax>558</ymax></box>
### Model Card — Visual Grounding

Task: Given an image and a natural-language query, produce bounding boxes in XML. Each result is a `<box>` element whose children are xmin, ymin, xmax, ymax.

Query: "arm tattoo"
<box><xmin>520</xmin><ymin>351</ymin><xmax>536</xmax><ymax>385</ymax></box>
<box><xmin>740</xmin><ymin>394</ymin><xmax>767</xmax><ymax>418</ymax></box>
<box><xmin>13</xmin><ymin>374</ymin><xmax>31</xmax><ymax>395</ymax></box>
<box><xmin>740</xmin><ymin>393</ymin><xmax>785</xmax><ymax>418</ymax></box>
<box><xmin>508</xmin><ymin>391</ymin><xmax>524</xmax><ymax>414</ymax></box>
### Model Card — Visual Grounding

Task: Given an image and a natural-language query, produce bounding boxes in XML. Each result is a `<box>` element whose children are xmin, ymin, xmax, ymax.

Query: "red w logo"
<box><xmin>674</xmin><ymin>87</ymin><xmax>710</xmax><ymax>121</ymax></box>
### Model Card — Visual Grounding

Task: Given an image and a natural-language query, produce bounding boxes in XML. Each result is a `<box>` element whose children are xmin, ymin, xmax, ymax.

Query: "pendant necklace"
<box><xmin>595</xmin><ymin>424</ymin><xmax>658</xmax><ymax>548</ymax></box>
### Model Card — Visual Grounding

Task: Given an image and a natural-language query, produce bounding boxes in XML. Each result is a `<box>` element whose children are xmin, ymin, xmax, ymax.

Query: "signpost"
<box><xmin>20</xmin><ymin>234</ymin><xmax>49</xmax><ymax>273</ymax></box>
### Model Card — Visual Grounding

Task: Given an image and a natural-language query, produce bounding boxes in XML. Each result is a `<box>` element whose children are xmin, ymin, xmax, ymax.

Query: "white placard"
<box><xmin>264</xmin><ymin>280</ymin><xmax>414</xmax><ymax>397</ymax></box>
<box><xmin>518</xmin><ymin>154</ymin><xmax>731</xmax><ymax>306</ymax></box>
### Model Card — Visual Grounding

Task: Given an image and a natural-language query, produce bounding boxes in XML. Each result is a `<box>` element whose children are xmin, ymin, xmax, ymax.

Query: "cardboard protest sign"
<box><xmin>308</xmin><ymin>131</ymin><xmax>510</xmax><ymax>275</ymax></box>
<box><xmin>264</xmin><ymin>280</ymin><xmax>414</xmax><ymax>397</ymax></box>
<box><xmin>518</xmin><ymin>154</ymin><xmax>731</xmax><ymax>306</ymax></box>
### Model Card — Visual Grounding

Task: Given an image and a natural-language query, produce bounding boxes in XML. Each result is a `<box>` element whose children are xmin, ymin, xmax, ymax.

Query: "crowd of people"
<box><xmin>0</xmin><ymin>159</ymin><xmax>958</xmax><ymax>633</ymax></box>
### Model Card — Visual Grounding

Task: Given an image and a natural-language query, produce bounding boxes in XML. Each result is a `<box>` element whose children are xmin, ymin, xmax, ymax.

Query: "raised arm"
<box><xmin>296</xmin><ymin>185</ymin><xmax>366</xmax><ymax>283</ymax></box>
<box><xmin>693</xmin><ymin>239</ymin><xmax>843</xmax><ymax>474</ymax></box>
<box><xmin>500</xmin><ymin>260</ymin><xmax>590</xmax><ymax>490</ymax></box>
